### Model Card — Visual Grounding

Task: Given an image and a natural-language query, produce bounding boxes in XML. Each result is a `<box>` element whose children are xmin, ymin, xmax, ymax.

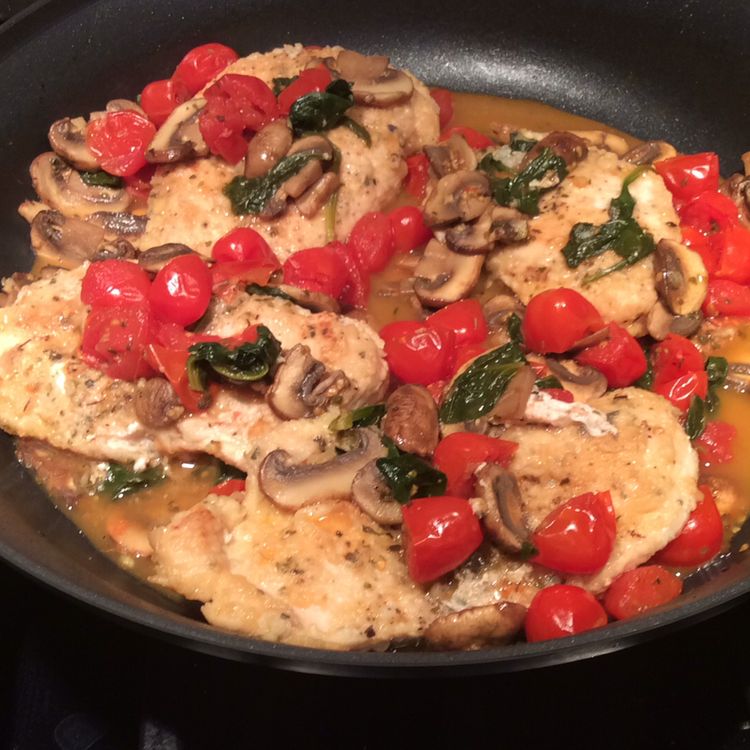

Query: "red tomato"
<box><xmin>81</xmin><ymin>260</ymin><xmax>151</xmax><ymax>308</ymax></box>
<box><xmin>211</xmin><ymin>478</ymin><xmax>246</xmax><ymax>496</ymax></box>
<box><xmin>404</xmin><ymin>154</ymin><xmax>430</xmax><ymax>199</ymax></box>
<box><xmin>531</xmin><ymin>491</ymin><xmax>616</xmax><ymax>574</ymax></box>
<box><xmin>427</xmin><ymin>299</ymin><xmax>488</xmax><ymax>347</ymax></box>
<box><xmin>149</xmin><ymin>254</ymin><xmax>212</xmax><ymax>326</ymax></box>
<box><xmin>525</xmin><ymin>585</ymin><xmax>607</xmax><ymax>642</ymax></box>
<box><xmin>172</xmin><ymin>42</ymin><xmax>239</xmax><ymax>96</ymax></box>
<box><xmin>429</xmin><ymin>88</ymin><xmax>454</xmax><ymax>129</ymax></box>
<box><xmin>86</xmin><ymin>111</ymin><xmax>156</xmax><ymax>177</ymax></box>
<box><xmin>651</xmin><ymin>333</ymin><xmax>704</xmax><ymax>388</ymax></box>
<box><xmin>426</xmin><ymin>379</ymin><xmax>447</xmax><ymax>405</ymax></box>
<box><xmin>713</xmin><ymin>224</ymin><xmax>750</xmax><ymax>284</ymax></box>
<box><xmin>81</xmin><ymin>304</ymin><xmax>155</xmax><ymax>381</ymax></box>
<box><xmin>654</xmin><ymin>152</ymin><xmax>719</xmax><ymax>203</ymax></box>
<box><xmin>123</xmin><ymin>164</ymin><xmax>156</xmax><ymax>202</ymax></box>
<box><xmin>210</xmin><ymin>261</ymin><xmax>276</xmax><ymax>295</ymax></box>
<box><xmin>389</xmin><ymin>205</ymin><xmax>432</xmax><ymax>254</ymax></box>
<box><xmin>682</xmin><ymin>224</ymin><xmax>719</xmax><ymax>274</ymax></box>
<box><xmin>439</xmin><ymin>125</ymin><xmax>493</xmax><ymax>150</ymax></box>
<box><xmin>348</xmin><ymin>211</ymin><xmax>395</xmax><ymax>273</ymax></box>
<box><xmin>654</xmin><ymin>370</ymin><xmax>708</xmax><ymax>411</ymax></box>
<box><xmin>146</xmin><ymin>344</ymin><xmax>212</xmax><ymax>412</ymax></box>
<box><xmin>139</xmin><ymin>78</ymin><xmax>190</xmax><ymax>127</ymax></box>
<box><xmin>432</xmin><ymin>432</ymin><xmax>518</xmax><ymax>497</ymax></box>
<box><xmin>522</xmin><ymin>288</ymin><xmax>604</xmax><ymax>354</ymax></box>
<box><xmin>379</xmin><ymin>321</ymin><xmax>454</xmax><ymax>385</ymax></box>
<box><xmin>282</xmin><ymin>244</ymin><xmax>350</xmax><ymax>299</ymax></box>
<box><xmin>574</xmin><ymin>323</ymin><xmax>647</xmax><ymax>388</ymax></box>
<box><xmin>545</xmin><ymin>388</ymin><xmax>575</xmax><ymax>402</ymax></box>
<box><xmin>654</xmin><ymin>486</ymin><xmax>723</xmax><ymax>567</ymax></box>
<box><xmin>211</xmin><ymin>227</ymin><xmax>280</xmax><ymax>267</ymax></box>
<box><xmin>679</xmin><ymin>191</ymin><xmax>738</xmax><ymax>234</ymax></box>
<box><xmin>402</xmin><ymin>496</ymin><xmax>483</xmax><ymax>583</ymax></box>
<box><xmin>333</xmin><ymin>243</ymin><xmax>370</xmax><ymax>309</ymax></box>
<box><xmin>452</xmin><ymin>341</ymin><xmax>487</xmax><ymax>374</ymax></box>
<box><xmin>277</xmin><ymin>65</ymin><xmax>332</xmax><ymax>114</ymax></box>
<box><xmin>703</xmin><ymin>279</ymin><xmax>750</xmax><ymax>317</ymax></box>
<box><xmin>695</xmin><ymin>421</ymin><xmax>737</xmax><ymax>466</ymax></box>
<box><xmin>603</xmin><ymin>565</ymin><xmax>683</xmax><ymax>620</ymax></box>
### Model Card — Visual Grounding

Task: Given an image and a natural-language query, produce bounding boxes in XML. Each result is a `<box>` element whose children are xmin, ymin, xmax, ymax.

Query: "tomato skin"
<box><xmin>439</xmin><ymin>125</ymin><xmax>493</xmax><ymax>150</ymax></box>
<box><xmin>282</xmin><ymin>244</ymin><xmax>350</xmax><ymax>299</ymax></box>
<box><xmin>574</xmin><ymin>323</ymin><xmax>647</xmax><ymax>388</ymax></box>
<box><xmin>81</xmin><ymin>260</ymin><xmax>151</xmax><ymax>308</ymax></box>
<box><xmin>277</xmin><ymin>66</ymin><xmax>332</xmax><ymax>114</ymax></box>
<box><xmin>702</xmin><ymin>279</ymin><xmax>750</xmax><ymax>317</ymax></box>
<box><xmin>433</xmin><ymin>432</ymin><xmax>518</xmax><ymax>497</ymax></box>
<box><xmin>86</xmin><ymin>111</ymin><xmax>156</xmax><ymax>177</ymax></box>
<box><xmin>146</xmin><ymin>344</ymin><xmax>212</xmax><ymax>412</ymax></box>
<box><xmin>333</xmin><ymin>243</ymin><xmax>370</xmax><ymax>309</ymax></box>
<box><xmin>211</xmin><ymin>227</ymin><xmax>280</xmax><ymax>267</ymax></box>
<box><xmin>348</xmin><ymin>211</ymin><xmax>395</xmax><ymax>273</ymax></box>
<box><xmin>402</xmin><ymin>496</ymin><xmax>484</xmax><ymax>583</ymax></box>
<box><xmin>139</xmin><ymin>78</ymin><xmax>190</xmax><ymax>127</ymax></box>
<box><xmin>210</xmin><ymin>261</ymin><xmax>276</xmax><ymax>296</ymax></box>
<box><xmin>713</xmin><ymin>224</ymin><xmax>750</xmax><ymax>284</ymax></box>
<box><xmin>123</xmin><ymin>163</ymin><xmax>156</xmax><ymax>202</ymax></box>
<box><xmin>682</xmin><ymin>224</ymin><xmax>719</xmax><ymax>274</ymax></box>
<box><xmin>173</xmin><ymin>43</ymin><xmax>239</xmax><ymax>96</ymax></box>
<box><xmin>522</xmin><ymin>288</ymin><xmax>604</xmax><ymax>354</ymax></box>
<box><xmin>404</xmin><ymin>154</ymin><xmax>431</xmax><ymax>199</ymax></box>
<box><xmin>654</xmin><ymin>152</ymin><xmax>719</xmax><ymax>203</ymax></box>
<box><xmin>149</xmin><ymin>254</ymin><xmax>212</xmax><ymax>326</ymax></box>
<box><xmin>525</xmin><ymin>585</ymin><xmax>608</xmax><ymax>642</ymax></box>
<box><xmin>427</xmin><ymin>299</ymin><xmax>488</xmax><ymax>348</ymax></box>
<box><xmin>452</xmin><ymin>341</ymin><xmax>487</xmax><ymax>374</ymax></box>
<box><xmin>379</xmin><ymin>321</ymin><xmax>454</xmax><ymax>385</ymax></box>
<box><xmin>389</xmin><ymin>206</ymin><xmax>432</xmax><ymax>254</ymax></box>
<box><xmin>654</xmin><ymin>370</ymin><xmax>708</xmax><ymax>411</ymax></box>
<box><xmin>695</xmin><ymin>421</ymin><xmax>737</xmax><ymax>466</ymax></box>
<box><xmin>531</xmin><ymin>491</ymin><xmax>616</xmax><ymax>575</ymax></box>
<box><xmin>651</xmin><ymin>333</ymin><xmax>704</xmax><ymax>388</ymax></box>
<box><xmin>654</xmin><ymin>486</ymin><xmax>723</xmax><ymax>567</ymax></box>
<box><xmin>211</xmin><ymin>478</ymin><xmax>246</xmax><ymax>496</ymax></box>
<box><xmin>603</xmin><ymin>565</ymin><xmax>683</xmax><ymax>621</ymax></box>
<box><xmin>430</xmin><ymin>88</ymin><xmax>454</xmax><ymax>130</ymax></box>
<box><xmin>679</xmin><ymin>191</ymin><xmax>738</xmax><ymax>234</ymax></box>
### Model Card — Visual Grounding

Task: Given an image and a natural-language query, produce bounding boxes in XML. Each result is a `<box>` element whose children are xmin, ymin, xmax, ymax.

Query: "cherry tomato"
<box><xmin>713</xmin><ymin>224</ymin><xmax>750</xmax><ymax>284</ymax></box>
<box><xmin>532</xmin><ymin>491</ymin><xmax>616</xmax><ymax>574</ymax></box>
<box><xmin>81</xmin><ymin>304</ymin><xmax>155</xmax><ymax>381</ymax></box>
<box><xmin>426</xmin><ymin>379</ymin><xmax>447</xmax><ymax>405</ymax></box>
<box><xmin>404</xmin><ymin>154</ymin><xmax>430</xmax><ymax>200</ymax></box>
<box><xmin>679</xmin><ymin>191</ymin><xmax>738</xmax><ymax>234</ymax></box>
<box><xmin>379</xmin><ymin>320</ymin><xmax>454</xmax><ymax>385</ymax></box>
<box><xmin>388</xmin><ymin>205</ymin><xmax>432</xmax><ymax>254</ymax></box>
<box><xmin>603</xmin><ymin>565</ymin><xmax>682</xmax><ymax>620</ymax></box>
<box><xmin>211</xmin><ymin>227</ymin><xmax>280</xmax><ymax>267</ymax></box>
<box><xmin>682</xmin><ymin>224</ymin><xmax>719</xmax><ymax>274</ymax></box>
<box><xmin>282</xmin><ymin>244</ymin><xmax>350</xmax><ymax>299</ymax></box>
<box><xmin>651</xmin><ymin>333</ymin><xmax>704</xmax><ymax>388</ymax></box>
<box><xmin>277</xmin><ymin>65</ymin><xmax>332</xmax><ymax>114</ymax></box>
<box><xmin>348</xmin><ymin>211</ymin><xmax>395</xmax><ymax>273</ymax></box>
<box><xmin>211</xmin><ymin>478</ymin><xmax>246</xmax><ymax>496</ymax></box>
<box><xmin>123</xmin><ymin>163</ymin><xmax>156</xmax><ymax>202</ymax></box>
<box><xmin>452</xmin><ymin>341</ymin><xmax>488</xmax><ymax>374</ymax></box>
<box><xmin>522</xmin><ymin>288</ymin><xmax>604</xmax><ymax>354</ymax></box>
<box><xmin>702</xmin><ymin>279</ymin><xmax>750</xmax><ymax>317</ymax></box>
<box><xmin>402</xmin><ymin>496</ymin><xmax>484</xmax><ymax>583</ymax></box>
<box><xmin>149</xmin><ymin>254</ymin><xmax>212</xmax><ymax>326</ymax></box>
<box><xmin>544</xmin><ymin>388</ymin><xmax>575</xmax><ymax>402</ymax></box>
<box><xmin>654</xmin><ymin>152</ymin><xmax>719</xmax><ymax>203</ymax></box>
<box><xmin>695</xmin><ymin>421</ymin><xmax>737</xmax><ymax>466</ymax></box>
<box><xmin>654</xmin><ymin>486</ymin><xmax>723</xmax><ymax>567</ymax></box>
<box><xmin>574</xmin><ymin>323</ymin><xmax>647</xmax><ymax>388</ymax></box>
<box><xmin>139</xmin><ymin>78</ymin><xmax>190</xmax><ymax>127</ymax></box>
<box><xmin>525</xmin><ymin>585</ymin><xmax>608</xmax><ymax>642</ymax></box>
<box><xmin>432</xmin><ymin>432</ymin><xmax>518</xmax><ymax>497</ymax></box>
<box><xmin>429</xmin><ymin>88</ymin><xmax>454</xmax><ymax>129</ymax></box>
<box><xmin>439</xmin><ymin>125</ymin><xmax>493</xmax><ymax>150</ymax></box>
<box><xmin>654</xmin><ymin>370</ymin><xmax>708</xmax><ymax>411</ymax></box>
<box><xmin>333</xmin><ymin>242</ymin><xmax>370</xmax><ymax>309</ymax></box>
<box><xmin>86</xmin><ymin>111</ymin><xmax>156</xmax><ymax>177</ymax></box>
<box><xmin>210</xmin><ymin>261</ymin><xmax>276</xmax><ymax>295</ymax></box>
<box><xmin>427</xmin><ymin>299</ymin><xmax>488</xmax><ymax>348</ymax></box>
<box><xmin>172</xmin><ymin>42</ymin><xmax>239</xmax><ymax>96</ymax></box>
<box><xmin>146</xmin><ymin>344</ymin><xmax>213</xmax><ymax>412</ymax></box>
<box><xmin>81</xmin><ymin>260</ymin><xmax>151</xmax><ymax>308</ymax></box>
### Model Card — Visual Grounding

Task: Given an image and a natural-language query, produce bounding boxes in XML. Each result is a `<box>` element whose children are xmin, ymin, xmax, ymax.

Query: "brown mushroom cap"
<box><xmin>483</xmin><ymin>294</ymin><xmax>524</xmax><ymax>332</ymax></box>
<box><xmin>383</xmin><ymin>384</ymin><xmax>440</xmax><ymax>457</ymax></box>
<box><xmin>134</xmin><ymin>378</ymin><xmax>185</xmax><ymax>428</ymax></box>
<box><xmin>146</xmin><ymin>98</ymin><xmax>208</xmax><ymax>164</ymax></box>
<box><xmin>414</xmin><ymin>239</ymin><xmax>484</xmax><ymax>308</ymax></box>
<box><xmin>92</xmin><ymin>238</ymin><xmax>137</xmax><ymax>262</ymax></box>
<box><xmin>244</xmin><ymin>119</ymin><xmax>293</xmax><ymax>178</ymax></box>
<box><xmin>653</xmin><ymin>238</ymin><xmax>708</xmax><ymax>315</ymax></box>
<box><xmin>445</xmin><ymin>204</ymin><xmax>529</xmax><ymax>255</ymax></box>
<box><xmin>48</xmin><ymin>117</ymin><xmax>100</xmax><ymax>171</ymax></box>
<box><xmin>521</xmin><ymin>131</ymin><xmax>588</xmax><ymax>170</ymax></box>
<box><xmin>646</xmin><ymin>299</ymin><xmax>703</xmax><ymax>340</ymax></box>
<box><xmin>350</xmin><ymin>460</ymin><xmax>403</xmax><ymax>525</ymax></box>
<box><xmin>424</xmin><ymin>134</ymin><xmax>477</xmax><ymax>177</ymax></box>
<box><xmin>86</xmin><ymin>211</ymin><xmax>148</xmax><ymax>236</ymax></box>
<box><xmin>332</xmin><ymin>50</ymin><xmax>414</xmax><ymax>107</ymax></box>
<box><xmin>105</xmin><ymin>98</ymin><xmax>147</xmax><ymax>115</ymax></box>
<box><xmin>623</xmin><ymin>140</ymin><xmax>677</xmax><ymax>165</ymax></box>
<box><xmin>424</xmin><ymin>602</ymin><xmax>527</xmax><ymax>650</ymax></box>
<box><xmin>30</xmin><ymin>210</ymin><xmax>107</xmax><ymax>269</ymax></box>
<box><xmin>545</xmin><ymin>358</ymin><xmax>608</xmax><ymax>402</ymax></box>
<box><xmin>296</xmin><ymin>171</ymin><xmax>340</xmax><ymax>218</ymax></box>
<box><xmin>138</xmin><ymin>243</ymin><xmax>196</xmax><ymax>272</ymax></box>
<box><xmin>424</xmin><ymin>170</ymin><xmax>491</xmax><ymax>227</ymax></box>
<box><xmin>474</xmin><ymin>464</ymin><xmax>529</xmax><ymax>554</ymax></box>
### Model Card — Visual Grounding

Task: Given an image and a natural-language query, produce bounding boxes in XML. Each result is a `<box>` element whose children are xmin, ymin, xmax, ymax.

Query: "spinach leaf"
<box><xmin>509</xmin><ymin>133</ymin><xmax>538</xmax><ymax>152</ymax></box>
<box><xmin>186</xmin><ymin>325</ymin><xmax>281</xmax><ymax>391</ymax></box>
<box><xmin>439</xmin><ymin>343</ymin><xmax>527</xmax><ymax>423</ymax></box>
<box><xmin>215</xmin><ymin>460</ymin><xmax>247</xmax><ymax>483</ymax></box>
<box><xmin>330</xmin><ymin>404</ymin><xmax>386</xmax><ymax>431</ymax></box>
<box><xmin>376</xmin><ymin>440</ymin><xmax>447</xmax><ymax>503</ymax></box>
<box><xmin>507</xmin><ymin>312</ymin><xmax>524</xmax><ymax>347</ymax></box>
<box><xmin>635</xmin><ymin>343</ymin><xmax>654</xmax><ymax>390</ymax></box>
<box><xmin>79</xmin><ymin>170</ymin><xmax>124</xmax><ymax>189</ymax></box>
<box><xmin>289</xmin><ymin>79</ymin><xmax>355</xmax><ymax>136</ymax></box>
<box><xmin>534</xmin><ymin>375</ymin><xmax>563</xmax><ymax>390</ymax></box>
<box><xmin>99</xmin><ymin>463</ymin><xmax>165</xmax><ymax>501</ymax></box>
<box><xmin>685</xmin><ymin>396</ymin><xmax>706</xmax><ymax>440</ymax></box>
<box><xmin>705</xmin><ymin>355</ymin><xmax>728</xmax><ymax>413</ymax></box>
<box><xmin>341</xmin><ymin>116</ymin><xmax>371</xmax><ymax>146</ymax></box>
<box><xmin>478</xmin><ymin>152</ymin><xmax>513</xmax><ymax>175</ymax></box>
<box><xmin>246</xmin><ymin>283</ymin><xmax>295</xmax><ymax>303</ymax></box>
<box><xmin>272</xmin><ymin>76</ymin><xmax>297</xmax><ymax>96</ymax></box>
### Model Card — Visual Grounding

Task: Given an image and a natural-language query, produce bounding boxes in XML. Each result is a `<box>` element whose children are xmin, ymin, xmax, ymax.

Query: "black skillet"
<box><xmin>1</xmin><ymin>0</ymin><xmax>749</xmax><ymax>678</ymax></box>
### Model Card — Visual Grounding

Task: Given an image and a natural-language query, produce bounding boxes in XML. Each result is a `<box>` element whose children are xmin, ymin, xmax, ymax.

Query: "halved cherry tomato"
<box><xmin>695</xmin><ymin>421</ymin><xmax>737</xmax><ymax>466</ymax></box>
<box><xmin>574</xmin><ymin>323</ymin><xmax>647</xmax><ymax>388</ymax></box>
<box><xmin>402</xmin><ymin>496</ymin><xmax>483</xmax><ymax>583</ymax></box>
<box><xmin>703</xmin><ymin>279</ymin><xmax>750</xmax><ymax>317</ymax></box>
<box><xmin>348</xmin><ymin>211</ymin><xmax>395</xmax><ymax>273</ymax></box>
<box><xmin>522</xmin><ymin>288</ymin><xmax>604</xmax><ymax>354</ymax></box>
<box><xmin>452</xmin><ymin>341</ymin><xmax>487</xmax><ymax>374</ymax></box>
<box><xmin>81</xmin><ymin>304</ymin><xmax>155</xmax><ymax>381</ymax></box>
<box><xmin>211</xmin><ymin>227</ymin><xmax>280</xmax><ymax>267</ymax></box>
<box><xmin>86</xmin><ymin>111</ymin><xmax>156</xmax><ymax>177</ymax></box>
<box><xmin>654</xmin><ymin>152</ymin><xmax>719</xmax><ymax>203</ymax></box>
<box><xmin>404</xmin><ymin>154</ymin><xmax>430</xmax><ymax>199</ymax></box>
<box><xmin>427</xmin><ymin>299</ymin><xmax>488</xmax><ymax>347</ymax></box>
<box><xmin>123</xmin><ymin>164</ymin><xmax>156</xmax><ymax>202</ymax></box>
<box><xmin>388</xmin><ymin>205</ymin><xmax>432</xmax><ymax>254</ymax></box>
<box><xmin>277</xmin><ymin>65</ymin><xmax>332</xmax><ymax>114</ymax></box>
<box><xmin>544</xmin><ymin>388</ymin><xmax>575</xmax><ymax>402</ymax></box>
<box><xmin>146</xmin><ymin>344</ymin><xmax>212</xmax><ymax>412</ymax></box>
<box><xmin>210</xmin><ymin>261</ymin><xmax>276</xmax><ymax>295</ymax></box>
<box><xmin>651</xmin><ymin>333</ymin><xmax>704</xmax><ymax>388</ymax></box>
<box><xmin>654</xmin><ymin>370</ymin><xmax>708</xmax><ymax>411</ymax></box>
<box><xmin>211</xmin><ymin>478</ymin><xmax>246</xmax><ymax>496</ymax></box>
<box><xmin>432</xmin><ymin>432</ymin><xmax>518</xmax><ymax>497</ymax></box>
<box><xmin>679</xmin><ymin>191</ymin><xmax>738</xmax><ymax>234</ymax></box>
<box><xmin>81</xmin><ymin>260</ymin><xmax>151</xmax><ymax>308</ymax></box>
<box><xmin>681</xmin><ymin>224</ymin><xmax>719</xmax><ymax>274</ymax></box>
<box><xmin>525</xmin><ymin>585</ymin><xmax>607</xmax><ymax>642</ymax></box>
<box><xmin>654</xmin><ymin>486</ymin><xmax>723</xmax><ymax>567</ymax></box>
<box><xmin>172</xmin><ymin>42</ymin><xmax>239</xmax><ymax>96</ymax></box>
<box><xmin>379</xmin><ymin>321</ymin><xmax>454</xmax><ymax>385</ymax></box>
<box><xmin>139</xmin><ymin>78</ymin><xmax>190</xmax><ymax>127</ymax></box>
<box><xmin>713</xmin><ymin>224</ymin><xmax>750</xmax><ymax>284</ymax></box>
<box><xmin>439</xmin><ymin>125</ymin><xmax>493</xmax><ymax>150</ymax></box>
<box><xmin>603</xmin><ymin>565</ymin><xmax>682</xmax><ymax>620</ymax></box>
<box><xmin>532</xmin><ymin>491</ymin><xmax>616</xmax><ymax>574</ymax></box>
<box><xmin>333</xmin><ymin>242</ymin><xmax>370</xmax><ymax>309</ymax></box>
<box><xmin>430</xmin><ymin>88</ymin><xmax>454</xmax><ymax>130</ymax></box>
<box><xmin>282</xmin><ymin>244</ymin><xmax>350</xmax><ymax>299</ymax></box>
<box><xmin>149</xmin><ymin>254</ymin><xmax>212</xmax><ymax>326</ymax></box>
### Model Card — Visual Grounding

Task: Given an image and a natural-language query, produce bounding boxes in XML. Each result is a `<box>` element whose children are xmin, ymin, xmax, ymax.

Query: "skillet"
<box><xmin>1</xmin><ymin>0</ymin><xmax>749</xmax><ymax>677</ymax></box>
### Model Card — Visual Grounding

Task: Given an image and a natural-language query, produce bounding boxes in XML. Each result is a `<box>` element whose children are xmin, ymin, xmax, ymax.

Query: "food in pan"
<box><xmin>3</xmin><ymin>42</ymin><xmax>750</xmax><ymax>651</ymax></box>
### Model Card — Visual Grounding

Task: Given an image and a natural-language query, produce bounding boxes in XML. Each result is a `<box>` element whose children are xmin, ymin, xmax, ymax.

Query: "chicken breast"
<box><xmin>487</xmin><ymin>145</ymin><xmax>681</xmax><ymax>333</ymax></box>
<box><xmin>139</xmin><ymin>44</ymin><xmax>439</xmax><ymax>258</ymax></box>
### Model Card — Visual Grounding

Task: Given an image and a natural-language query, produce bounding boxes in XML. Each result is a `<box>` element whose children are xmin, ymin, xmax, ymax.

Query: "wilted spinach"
<box><xmin>79</xmin><ymin>170</ymin><xmax>124</xmax><ymax>189</ymax></box>
<box><xmin>376</xmin><ymin>439</ymin><xmax>447</xmax><ymax>504</ymax></box>
<box><xmin>99</xmin><ymin>463</ymin><xmax>165</xmax><ymax>501</ymax></box>
<box><xmin>246</xmin><ymin>284</ymin><xmax>295</xmax><ymax>303</ymax></box>
<box><xmin>330</xmin><ymin>404</ymin><xmax>386</xmax><ymax>432</ymax></box>
<box><xmin>685</xmin><ymin>396</ymin><xmax>707</xmax><ymax>440</ymax></box>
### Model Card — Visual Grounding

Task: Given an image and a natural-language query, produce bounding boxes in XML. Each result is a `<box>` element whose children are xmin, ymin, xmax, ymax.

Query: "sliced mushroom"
<box><xmin>244</xmin><ymin>119</ymin><xmax>293</xmax><ymax>178</ymax></box>
<box><xmin>483</xmin><ymin>294</ymin><xmax>523</xmax><ymax>332</ymax></box>
<box><xmin>146</xmin><ymin>98</ymin><xmax>208</xmax><ymax>164</ymax></box>
<box><xmin>258</xmin><ymin>427</ymin><xmax>386</xmax><ymax>509</ymax></box>
<box><xmin>18</xmin><ymin>200</ymin><xmax>50</xmax><ymax>223</ymax></box>
<box><xmin>335</xmin><ymin>49</ymin><xmax>390</xmax><ymax>80</ymax></box>
<box><xmin>623</xmin><ymin>140</ymin><xmax>677</xmax><ymax>165</ymax></box>
<box><xmin>333</xmin><ymin>50</ymin><xmax>413</xmax><ymax>107</ymax></box>
<box><xmin>424</xmin><ymin>602</ymin><xmax>527</xmax><ymax>650</ymax></box>
<box><xmin>424</xmin><ymin>170</ymin><xmax>491</xmax><ymax>227</ymax></box>
<box><xmin>487</xmin><ymin>365</ymin><xmax>535</xmax><ymax>421</ymax></box>
<box><xmin>545</xmin><ymin>359</ymin><xmax>607</xmax><ymax>401</ymax></box>
<box><xmin>138</xmin><ymin>243</ymin><xmax>196</xmax><ymax>272</ymax></box>
<box><xmin>414</xmin><ymin>239</ymin><xmax>484</xmax><ymax>308</ymax></box>
<box><xmin>474</xmin><ymin>464</ymin><xmax>529</xmax><ymax>554</ymax></box>
<box><xmin>48</xmin><ymin>117</ymin><xmax>100</xmax><ymax>171</ymax></box>
<box><xmin>571</xmin><ymin>130</ymin><xmax>629</xmax><ymax>156</ymax></box>
<box><xmin>296</xmin><ymin>171</ymin><xmax>340</xmax><ymax>217</ymax></box>
<box><xmin>445</xmin><ymin>204</ymin><xmax>529</xmax><ymax>255</ymax></box>
<box><xmin>722</xmin><ymin>173</ymin><xmax>750</xmax><ymax>227</ymax></box>
<box><xmin>521</xmin><ymin>131</ymin><xmax>588</xmax><ymax>170</ymax></box>
<box><xmin>383</xmin><ymin>384</ymin><xmax>440</xmax><ymax>457</ymax></box>
<box><xmin>134</xmin><ymin>378</ymin><xmax>185</xmax><ymax>428</ymax></box>
<box><xmin>653</xmin><ymin>238</ymin><xmax>708</xmax><ymax>315</ymax></box>
<box><xmin>350</xmin><ymin>460</ymin><xmax>402</xmax><ymax>525</ymax></box>
<box><xmin>424</xmin><ymin>134</ymin><xmax>477</xmax><ymax>177</ymax></box>
<box><xmin>106</xmin><ymin>98</ymin><xmax>147</xmax><ymax>116</ymax></box>
<box><xmin>646</xmin><ymin>300</ymin><xmax>703</xmax><ymax>340</ymax></box>
<box><xmin>92</xmin><ymin>238</ymin><xmax>137</xmax><ymax>261</ymax></box>
<box><xmin>287</xmin><ymin>134</ymin><xmax>336</xmax><ymax>160</ymax></box>
<box><xmin>275</xmin><ymin>285</ymin><xmax>341</xmax><ymax>313</ymax></box>
<box><xmin>30</xmin><ymin>210</ymin><xmax>107</xmax><ymax>269</ymax></box>
<box><xmin>282</xmin><ymin>159</ymin><xmax>324</xmax><ymax>199</ymax></box>
<box><xmin>86</xmin><ymin>211</ymin><xmax>148</xmax><ymax>236</ymax></box>
<box><xmin>267</xmin><ymin>344</ymin><xmax>352</xmax><ymax>420</ymax></box>
<box><xmin>30</xmin><ymin>153</ymin><xmax>131</xmax><ymax>217</ymax></box>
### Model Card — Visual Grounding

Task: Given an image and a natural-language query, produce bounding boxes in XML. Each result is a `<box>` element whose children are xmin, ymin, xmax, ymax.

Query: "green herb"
<box><xmin>439</xmin><ymin>343</ymin><xmax>527</xmax><ymax>423</ymax></box>
<box><xmin>289</xmin><ymin>79</ymin><xmax>355</xmax><ymax>136</ymax></box>
<box><xmin>507</xmin><ymin>312</ymin><xmax>524</xmax><ymax>347</ymax></box>
<box><xmin>635</xmin><ymin>344</ymin><xmax>654</xmax><ymax>390</ymax></box>
<box><xmin>186</xmin><ymin>325</ymin><xmax>281</xmax><ymax>391</ymax></box>
<box><xmin>376</xmin><ymin>441</ymin><xmax>447</xmax><ymax>503</ymax></box>
<box><xmin>215</xmin><ymin>460</ymin><xmax>247</xmax><ymax>483</ymax></box>
<box><xmin>325</xmin><ymin>189</ymin><xmax>339</xmax><ymax>242</ymax></box>
<box><xmin>272</xmin><ymin>76</ymin><xmax>297</xmax><ymax>96</ymax></box>
<box><xmin>99</xmin><ymin>463</ymin><xmax>165</xmax><ymax>501</ymax></box>
<box><xmin>534</xmin><ymin>375</ymin><xmax>563</xmax><ymax>390</ymax></box>
<box><xmin>519</xmin><ymin>540</ymin><xmax>539</xmax><ymax>560</ymax></box>
<box><xmin>509</xmin><ymin>134</ymin><xmax>538</xmax><ymax>152</ymax></box>
<box><xmin>79</xmin><ymin>170</ymin><xmax>124</xmax><ymax>189</ymax></box>
<box><xmin>224</xmin><ymin>151</ymin><xmax>322</xmax><ymax>215</ymax></box>
<box><xmin>341</xmin><ymin>116</ymin><xmax>371</xmax><ymax>146</ymax></box>
<box><xmin>330</xmin><ymin>403</ymin><xmax>386</xmax><ymax>431</ymax></box>
<box><xmin>705</xmin><ymin>355</ymin><xmax>728</xmax><ymax>413</ymax></box>
<box><xmin>478</xmin><ymin>152</ymin><xmax>513</xmax><ymax>175</ymax></box>
<box><xmin>685</xmin><ymin>396</ymin><xmax>706</xmax><ymax>440</ymax></box>
<box><xmin>246</xmin><ymin>283</ymin><xmax>295</xmax><ymax>303</ymax></box>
